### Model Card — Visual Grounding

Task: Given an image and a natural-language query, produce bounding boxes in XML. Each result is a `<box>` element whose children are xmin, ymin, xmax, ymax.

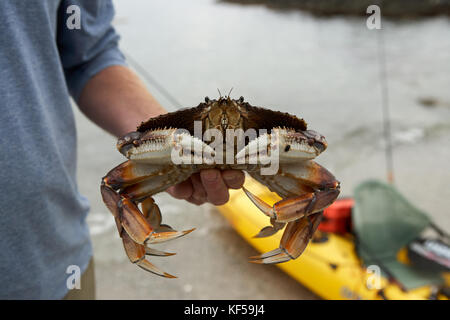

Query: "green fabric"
<box><xmin>353</xmin><ymin>180</ymin><xmax>444</xmax><ymax>289</ymax></box>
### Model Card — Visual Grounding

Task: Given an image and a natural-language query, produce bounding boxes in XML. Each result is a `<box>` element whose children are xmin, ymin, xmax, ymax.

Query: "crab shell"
<box><xmin>101</xmin><ymin>96</ymin><xmax>340</xmax><ymax>278</ymax></box>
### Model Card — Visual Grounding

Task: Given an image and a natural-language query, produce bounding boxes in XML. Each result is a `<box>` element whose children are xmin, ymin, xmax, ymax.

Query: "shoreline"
<box><xmin>220</xmin><ymin>0</ymin><xmax>450</xmax><ymax>18</ymax></box>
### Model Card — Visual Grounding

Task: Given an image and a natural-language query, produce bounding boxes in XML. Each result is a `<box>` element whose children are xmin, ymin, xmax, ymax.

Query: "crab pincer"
<box><xmin>238</xmin><ymin>128</ymin><xmax>340</xmax><ymax>264</ymax></box>
<box><xmin>249</xmin><ymin>212</ymin><xmax>323</xmax><ymax>264</ymax></box>
<box><xmin>101</xmin><ymin>172</ymin><xmax>195</xmax><ymax>278</ymax></box>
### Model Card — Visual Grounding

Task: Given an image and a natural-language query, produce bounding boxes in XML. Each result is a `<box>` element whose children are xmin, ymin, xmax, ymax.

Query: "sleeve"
<box><xmin>57</xmin><ymin>0</ymin><xmax>127</xmax><ymax>102</ymax></box>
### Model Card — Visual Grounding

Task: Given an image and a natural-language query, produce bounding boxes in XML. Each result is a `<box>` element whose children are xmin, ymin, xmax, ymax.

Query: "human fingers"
<box><xmin>221</xmin><ymin>170</ymin><xmax>245</xmax><ymax>189</ymax></box>
<box><xmin>200</xmin><ymin>169</ymin><xmax>229</xmax><ymax>206</ymax></box>
<box><xmin>166</xmin><ymin>179</ymin><xmax>193</xmax><ymax>200</ymax></box>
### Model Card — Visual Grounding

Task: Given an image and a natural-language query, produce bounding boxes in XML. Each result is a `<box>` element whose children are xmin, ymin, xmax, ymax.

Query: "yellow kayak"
<box><xmin>218</xmin><ymin>177</ymin><xmax>450</xmax><ymax>300</ymax></box>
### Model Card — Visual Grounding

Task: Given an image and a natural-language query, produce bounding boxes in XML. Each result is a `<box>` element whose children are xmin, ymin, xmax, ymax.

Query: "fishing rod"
<box><xmin>372</xmin><ymin>17</ymin><xmax>406</xmax><ymax>292</ymax></box>
<box><xmin>121</xmin><ymin>48</ymin><xmax>183</xmax><ymax>109</ymax></box>
<box><xmin>377</xmin><ymin>17</ymin><xmax>394</xmax><ymax>184</ymax></box>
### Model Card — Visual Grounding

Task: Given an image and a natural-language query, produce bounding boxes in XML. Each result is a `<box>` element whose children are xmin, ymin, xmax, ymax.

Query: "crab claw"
<box><xmin>137</xmin><ymin>260</ymin><xmax>177</xmax><ymax>278</ymax></box>
<box><xmin>253</xmin><ymin>218</ymin><xmax>285</xmax><ymax>238</ymax></box>
<box><xmin>253</xmin><ymin>226</ymin><xmax>280</xmax><ymax>238</ymax></box>
<box><xmin>121</xmin><ymin>232</ymin><xmax>177</xmax><ymax>278</ymax></box>
<box><xmin>141</xmin><ymin>197</ymin><xmax>162</xmax><ymax>228</ymax></box>
<box><xmin>119</xmin><ymin>195</ymin><xmax>195</xmax><ymax>245</ymax></box>
<box><xmin>242</xmin><ymin>187</ymin><xmax>275</xmax><ymax>219</ymax></box>
<box><xmin>235</xmin><ymin>128</ymin><xmax>327</xmax><ymax>166</ymax></box>
<box><xmin>249</xmin><ymin>212</ymin><xmax>323</xmax><ymax>264</ymax></box>
<box><xmin>145</xmin><ymin>247</ymin><xmax>176</xmax><ymax>257</ymax></box>
<box><xmin>156</xmin><ymin>224</ymin><xmax>176</xmax><ymax>232</ymax></box>
<box><xmin>117</xmin><ymin>131</ymin><xmax>143</xmax><ymax>156</ymax></box>
<box><xmin>141</xmin><ymin>198</ymin><xmax>181</xmax><ymax>233</ymax></box>
<box><xmin>249</xmin><ymin>248</ymin><xmax>292</xmax><ymax>264</ymax></box>
<box><xmin>146</xmin><ymin>228</ymin><xmax>196</xmax><ymax>244</ymax></box>
<box><xmin>242</xmin><ymin>185</ymin><xmax>339</xmax><ymax>223</ymax></box>
<box><xmin>116</xmin><ymin>128</ymin><xmax>216</xmax><ymax>166</ymax></box>
<box><xmin>118</xmin><ymin>198</ymin><xmax>154</xmax><ymax>244</ymax></box>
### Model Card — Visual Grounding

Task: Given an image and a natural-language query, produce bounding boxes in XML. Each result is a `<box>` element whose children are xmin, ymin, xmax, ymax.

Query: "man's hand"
<box><xmin>167</xmin><ymin>169</ymin><xmax>245</xmax><ymax>206</ymax></box>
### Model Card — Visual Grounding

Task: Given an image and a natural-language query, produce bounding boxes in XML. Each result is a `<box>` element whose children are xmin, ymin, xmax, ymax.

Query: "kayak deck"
<box><xmin>218</xmin><ymin>178</ymin><xmax>449</xmax><ymax>300</ymax></box>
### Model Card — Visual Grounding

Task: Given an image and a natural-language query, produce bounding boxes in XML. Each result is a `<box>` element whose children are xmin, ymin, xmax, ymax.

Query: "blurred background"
<box><xmin>74</xmin><ymin>0</ymin><xmax>450</xmax><ymax>299</ymax></box>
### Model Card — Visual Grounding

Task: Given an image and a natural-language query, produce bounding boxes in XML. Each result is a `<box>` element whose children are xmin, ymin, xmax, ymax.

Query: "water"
<box><xmin>114</xmin><ymin>1</ymin><xmax>449</xmax><ymax>122</ymax></box>
<box><xmin>77</xmin><ymin>0</ymin><xmax>450</xmax><ymax>298</ymax></box>
<box><xmin>112</xmin><ymin>0</ymin><xmax>450</xmax><ymax>217</ymax></box>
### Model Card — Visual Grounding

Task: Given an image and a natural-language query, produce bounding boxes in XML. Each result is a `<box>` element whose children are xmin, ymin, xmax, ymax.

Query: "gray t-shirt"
<box><xmin>0</xmin><ymin>0</ymin><xmax>126</xmax><ymax>299</ymax></box>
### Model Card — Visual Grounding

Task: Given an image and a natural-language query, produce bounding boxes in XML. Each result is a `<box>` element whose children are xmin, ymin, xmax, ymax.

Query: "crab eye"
<box><xmin>239</xmin><ymin>96</ymin><xmax>244</xmax><ymax>103</ymax></box>
<box><xmin>284</xmin><ymin>145</ymin><xmax>291</xmax><ymax>152</ymax></box>
<box><xmin>205</xmin><ymin>96</ymin><xmax>210</xmax><ymax>103</ymax></box>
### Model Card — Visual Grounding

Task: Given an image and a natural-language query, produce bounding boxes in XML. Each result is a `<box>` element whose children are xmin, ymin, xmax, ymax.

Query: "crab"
<box><xmin>101</xmin><ymin>95</ymin><xmax>340</xmax><ymax>278</ymax></box>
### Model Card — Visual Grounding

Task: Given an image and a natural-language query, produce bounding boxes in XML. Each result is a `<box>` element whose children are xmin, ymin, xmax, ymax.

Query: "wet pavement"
<box><xmin>75</xmin><ymin>0</ymin><xmax>450</xmax><ymax>299</ymax></box>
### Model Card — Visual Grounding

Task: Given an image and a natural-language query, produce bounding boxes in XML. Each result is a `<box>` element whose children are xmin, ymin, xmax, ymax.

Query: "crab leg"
<box><xmin>243</xmin><ymin>186</ymin><xmax>339</xmax><ymax>223</ymax></box>
<box><xmin>102</xmin><ymin>160</ymin><xmax>163</xmax><ymax>190</ymax></box>
<box><xmin>246</xmin><ymin>160</ymin><xmax>339</xmax><ymax>223</ymax></box>
<box><xmin>118</xmin><ymin>197</ymin><xmax>154</xmax><ymax>244</ymax></box>
<box><xmin>102</xmin><ymin>186</ymin><xmax>195</xmax><ymax>244</ymax></box>
<box><xmin>100</xmin><ymin>160</ymin><xmax>196</xmax><ymax>277</ymax></box>
<box><xmin>145</xmin><ymin>247</ymin><xmax>176</xmax><ymax>257</ymax></box>
<box><xmin>100</xmin><ymin>183</ymin><xmax>124</xmax><ymax>234</ymax></box>
<box><xmin>102</xmin><ymin>160</ymin><xmax>195</xmax><ymax>238</ymax></box>
<box><xmin>253</xmin><ymin>218</ymin><xmax>285</xmax><ymax>238</ymax></box>
<box><xmin>100</xmin><ymin>185</ymin><xmax>178</xmax><ymax>277</ymax></box>
<box><xmin>249</xmin><ymin>212</ymin><xmax>323</xmax><ymax>264</ymax></box>
<box><xmin>101</xmin><ymin>183</ymin><xmax>194</xmax><ymax>243</ymax></box>
<box><xmin>243</xmin><ymin>159</ymin><xmax>339</xmax><ymax>263</ymax></box>
<box><xmin>141</xmin><ymin>197</ymin><xmax>162</xmax><ymax>228</ymax></box>
<box><xmin>141</xmin><ymin>197</ymin><xmax>178</xmax><ymax>236</ymax></box>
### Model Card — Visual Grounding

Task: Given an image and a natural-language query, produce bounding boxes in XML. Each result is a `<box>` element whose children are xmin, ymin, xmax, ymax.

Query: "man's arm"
<box><xmin>58</xmin><ymin>1</ymin><xmax>243</xmax><ymax>205</ymax></box>
<box><xmin>78</xmin><ymin>65</ymin><xmax>164</xmax><ymax>137</ymax></box>
<box><xmin>78</xmin><ymin>65</ymin><xmax>244</xmax><ymax>205</ymax></box>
